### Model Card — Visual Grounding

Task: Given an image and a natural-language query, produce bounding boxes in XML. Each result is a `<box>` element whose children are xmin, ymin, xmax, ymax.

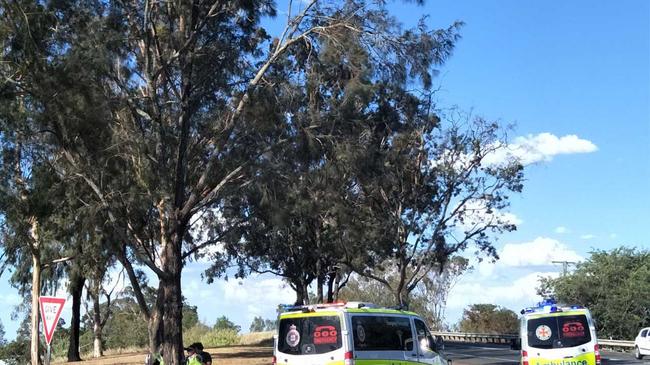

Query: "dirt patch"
<box><xmin>54</xmin><ymin>346</ymin><xmax>273</xmax><ymax>365</ymax></box>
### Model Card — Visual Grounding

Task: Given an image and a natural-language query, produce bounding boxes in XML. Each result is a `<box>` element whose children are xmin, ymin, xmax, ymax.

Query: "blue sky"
<box><xmin>1</xmin><ymin>0</ymin><xmax>649</xmax><ymax>340</ymax></box>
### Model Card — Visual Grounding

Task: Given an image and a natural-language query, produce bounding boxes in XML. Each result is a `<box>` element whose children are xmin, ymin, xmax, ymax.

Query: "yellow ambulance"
<box><xmin>519</xmin><ymin>300</ymin><xmax>600</xmax><ymax>365</ymax></box>
<box><xmin>273</xmin><ymin>302</ymin><xmax>449</xmax><ymax>365</ymax></box>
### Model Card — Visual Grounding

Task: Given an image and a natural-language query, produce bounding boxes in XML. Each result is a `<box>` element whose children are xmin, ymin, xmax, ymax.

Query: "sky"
<box><xmin>1</xmin><ymin>0</ymin><xmax>649</xmax><ymax>340</ymax></box>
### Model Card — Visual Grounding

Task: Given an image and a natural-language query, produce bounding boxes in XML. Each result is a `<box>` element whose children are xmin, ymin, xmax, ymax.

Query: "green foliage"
<box><xmin>539</xmin><ymin>247</ymin><xmax>650</xmax><ymax>340</ymax></box>
<box><xmin>0</xmin><ymin>338</ymin><xmax>30</xmax><ymax>365</ymax></box>
<box><xmin>1</xmin><ymin>0</ymin><xmax>522</xmax><ymax>360</ymax></box>
<box><xmin>0</xmin><ymin>320</ymin><xmax>5</xmax><ymax>346</ymax></box>
<box><xmin>264</xmin><ymin>319</ymin><xmax>277</xmax><ymax>332</ymax></box>
<box><xmin>249</xmin><ymin>316</ymin><xmax>266</xmax><ymax>333</ymax></box>
<box><xmin>98</xmin><ymin>297</ymin><xmax>149</xmax><ymax>349</ymax></box>
<box><xmin>249</xmin><ymin>316</ymin><xmax>277</xmax><ymax>333</ymax></box>
<box><xmin>199</xmin><ymin>329</ymin><xmax>240</xmax><ymax>348</ymax></box>
<box><xmin>183</xmin><ymin>323</ymin><xmax>211</xmax><ymax>346</ymax></box>
<box><xmin>458</xmin><ymin>304</ymin><xmax>519</xmax><ymax>334</ymax></box>
<box><xmin>213</xmin><ymin>316</ymin><xmax>241</xmax><ymax>333</ymax></box>
<box><xmin>50</xmin><ymin>327</ymin><xmax>76</xmax><ymax>358</ymax></box>
<box><xmin>184</xmin><ymin>323</ymin><xmax>240</xmax><ymax>348</ymax></box>
<box><xmin>339</xmin><ymin>257</ymin><xmax>469</xmax><ymax>329</ymax></box>
<box><xmin>182</xmin><ymin>305</ymin><xmax>200</xmax><ymax>331</ymax></box>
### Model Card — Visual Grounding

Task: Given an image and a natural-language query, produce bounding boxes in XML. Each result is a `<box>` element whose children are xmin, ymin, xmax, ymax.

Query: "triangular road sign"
<box><xmin>39</xmin><ymin>296</ymin><xmax>66</xmax><ymax>345</ymax></box>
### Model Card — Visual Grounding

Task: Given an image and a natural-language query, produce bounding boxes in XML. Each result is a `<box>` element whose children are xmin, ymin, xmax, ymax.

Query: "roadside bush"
<box><xmin>200</xmin><ymin>328</ymin><xmax>240</xmax><ymax>347</ymax></box>
<box><xmin>184</xmin><ymin>323</ymin><xmax>211</xmax><ymax>345</ymax></box>
<box><xmin>0</xmin><ymin>338</ymin><xmax>31</xmax><ymax>365</ymax></box>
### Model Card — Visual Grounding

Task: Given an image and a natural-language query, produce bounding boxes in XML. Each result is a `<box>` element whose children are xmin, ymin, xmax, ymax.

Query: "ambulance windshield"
<box><xmin>278</xmin><ymin>316</ymin><xmax>342</xmax><ymax>355</ymax></box>
<box><xmin>527</xmin><ymin>314</ymin><xmax>591</xmax><ymax>349</ymax></box>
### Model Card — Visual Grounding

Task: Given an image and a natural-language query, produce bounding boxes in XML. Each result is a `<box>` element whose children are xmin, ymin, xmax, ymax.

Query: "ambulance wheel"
<box><xmin>635</xmin><ymin>346</ymin><xmax>644</xmax><ymax>360</ymax></box>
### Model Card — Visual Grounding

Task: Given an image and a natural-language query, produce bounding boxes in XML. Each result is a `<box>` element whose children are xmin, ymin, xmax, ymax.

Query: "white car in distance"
<box><xmin>635</xmin><ymin>327</ymin><xmax>650</xmax><ymax>360</ymax></box>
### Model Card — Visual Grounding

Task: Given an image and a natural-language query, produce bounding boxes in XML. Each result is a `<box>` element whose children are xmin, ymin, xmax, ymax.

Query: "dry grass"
<box><xmin>51</xmin><ymin>334</ymin><xmax>275</xmax><ymax>365</ymax></box>
<box><xmin>238</xmin><ymin>331</ymin><xmax>274</xmax><ymax>346</ymax></box>
<box><xmin>52</xmin><ymin>346</ymin><xmax>273</xmax><ymax>365</ymax></box>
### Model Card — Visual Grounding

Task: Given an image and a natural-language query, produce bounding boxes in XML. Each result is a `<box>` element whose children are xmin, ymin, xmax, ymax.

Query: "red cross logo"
<box><xmin>538</xmin><ymin>327</ymin><xmax>549</xmax><ymax>337</ymax></box>
<box><xmin>536</xmin><ymin>325</ymin><xmax>552</xmax><ymax>340</ymax></box>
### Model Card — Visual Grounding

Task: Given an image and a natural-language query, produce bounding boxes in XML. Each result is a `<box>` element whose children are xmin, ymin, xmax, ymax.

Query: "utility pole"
<box><xmin>552</xmin><ymin>260</ymin><xmax>576</xmax><ymax>275</ymax></box>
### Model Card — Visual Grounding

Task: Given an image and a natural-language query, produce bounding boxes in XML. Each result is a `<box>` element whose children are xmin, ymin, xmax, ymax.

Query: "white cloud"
<box><xmin>499</xmin><ymin>237</ymin><xmax>583</xmax><ymax>267</ymax></box>
<box><xmin>180</xmin><ymin>272</ymin><xmax>295</xmax><ymax>330</ymax></box>
<box><xmin>554</xmin><ymin>226</ymin><xmax>569</xmax><ymax>234</ymax></box>
<box><xmin>472</xmin><ymin>237</ymin><xmax>582</xmax><ymax>278</ymax></box>
<box><xmin>220</xmin><ymin>277</ymin><xmax>294</xmax><ymax>305</ymax></box>
<box><xmin>446</xmin><ymin>236</ymin><xmax>583</xmax><ymax>323</ymax></box>
<box><xmin>447</xmin><ymin>271</ymin><xmax>560</xmax><ymax>315</ymax></box>
<box><xmin>609</xmin><ymin>233</ymin><xmax>618</xmax><ymax>239</ymax></box>
<box><xmin>580</xmin><ymin>234</ymin><xmax>596</xmax><ymax>240</ymax></box>
<box><xmin>483</xmin><ymin>133</ymin><xmax>598</xmax><ymax>166</ymax></box>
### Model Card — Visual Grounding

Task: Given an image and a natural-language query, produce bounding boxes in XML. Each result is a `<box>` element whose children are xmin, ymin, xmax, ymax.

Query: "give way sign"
<box><xmin>39</xmin><ymin>296</ymin><xmax>66</xmax><ymax>345</ymax></box>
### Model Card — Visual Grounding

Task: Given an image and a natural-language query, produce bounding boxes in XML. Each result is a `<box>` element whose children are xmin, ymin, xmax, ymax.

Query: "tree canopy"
<box><xmin>0</xmin><ymin>0</ymin><xmax>525</xmax><ymax>362</ymax></box>
<box><xmin>458</xmin><ymin>304</ymin><xmax>519</xmax><ymax>334</ymax></box>
<box><xmin>538</xmin><ymin>247</ymin><xmax>650</xmax><ymax>340</ymax></box>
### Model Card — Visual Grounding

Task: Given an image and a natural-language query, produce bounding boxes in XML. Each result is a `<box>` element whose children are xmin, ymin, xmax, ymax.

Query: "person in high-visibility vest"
<box><xmin>184</xmin><ymin>343</ymin><xmax>204</xmax><ymax>365</ymax></box>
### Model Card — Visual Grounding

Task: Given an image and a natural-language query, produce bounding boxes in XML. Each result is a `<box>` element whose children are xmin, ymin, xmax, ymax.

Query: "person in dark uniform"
<box><xmin>195</xmin><ymin>343</ymin><xmax>212</xmax><ymax>365</ymax></box>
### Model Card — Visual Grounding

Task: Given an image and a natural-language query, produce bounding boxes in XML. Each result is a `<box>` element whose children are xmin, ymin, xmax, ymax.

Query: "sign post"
<box><xmin>39</xmin><ymin>296</ymin><xmax>66</xmax><ymax>365</ymax></box>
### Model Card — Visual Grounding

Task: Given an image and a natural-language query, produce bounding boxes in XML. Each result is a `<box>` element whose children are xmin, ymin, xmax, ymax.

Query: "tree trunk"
<box><xmin>302</xmin><ymin>280</ymin><xmax>310</xmax><ymax>305</ymax></box>
<box><xmin>316</xmin><ymin>273</ymin><xmax>324</xmax><ymax>304</ymax></box>
<box><xmin>92</xmin><ymin>285</ymin><xmax>103</xmax><ymax>358</ymax></box>
<box><xmin>30</xmin><ymin>219</ymin><xmax>41</xmax><ymax>365</ymax></box>
<box><xmin>117</xmin><ymin>246</ymin><xmax>162</xmax><ymax>353</ymax></box>
<box><xmin>326</xmin><ymin>271</ymin><xmax>336</xmax><ymax>303</ymax></box>
<box><xmin>294</xmin><ymin>287</ymin><xmax>304</xmax><ymax>306</ymax></box>
<box><xmin>148</xmin><ymin>286</ymin><xmax>163</xmax><ymax>354</ymax></box>
<box><xmin>159</xmin><ymin>233</ymin><xmax>184</xmax><ymax>365</ymax></box>
<box><xmin>67</xmin><ymin>274</ymin><xmax>85</xmax><ymax>362</ymax></box>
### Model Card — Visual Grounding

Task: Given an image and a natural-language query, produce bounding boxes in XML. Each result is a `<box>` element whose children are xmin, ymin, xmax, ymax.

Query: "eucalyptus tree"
<box><xmin>0</xmin><ymin>0</ymin><xmax>489</xmax><ymax>363</ymax></box>
<box><xmin>343</xmin><ymin>116</ymin><xmax>524</xmax><ymax>306</ymax></box>
<box><xmin>0</xmin><ymin>136</ymin><xmax>71</xmax><ymax>364</ymax></box>
<box><xmin>219</xmin><ymin>0</ymin><xmax>466</xmax><ymax>306</ymax></box>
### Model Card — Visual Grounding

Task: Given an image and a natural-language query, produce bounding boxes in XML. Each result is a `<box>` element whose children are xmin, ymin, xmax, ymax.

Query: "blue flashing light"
<box><xmin>537</xmin><ymin>298</ymin><xmax>557</xmax><ymax>308</ymax></box>
<box><xmin>571</xmin><ymin>305</ymin><xmax>584</xmax><ymax>309</ymax></box>
<box><xmin>278</xmin><ymin>304</ymin><xmax>304</xmax><ymax>312</ymax></box>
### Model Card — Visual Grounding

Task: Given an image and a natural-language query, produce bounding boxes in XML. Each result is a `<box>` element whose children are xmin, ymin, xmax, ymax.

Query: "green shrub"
<box><xmin>183</xmin><ymin>323</ymin><xmax>211</xmax><ymax>345</ymax></box>
<box><xmin>200</xmin><ymin>328</ymin><xmax>240</xmax><ymax>347</ymax></box>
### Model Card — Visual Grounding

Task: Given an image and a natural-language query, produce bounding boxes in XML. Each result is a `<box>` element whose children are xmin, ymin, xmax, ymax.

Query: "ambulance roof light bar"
<box><xmin>278</xmin><ymin>302</ymin><xmax>348</xmax><ymax>313</ymax></box>
<box><xmin>278</xmin><ymin>301</ymin><xmax>394</xmax><ymax>313</ymax></box>
<box><xmin>520</xmin><ymin>299</ymin><xmax>586</xmax><ymax>315</ymax></box>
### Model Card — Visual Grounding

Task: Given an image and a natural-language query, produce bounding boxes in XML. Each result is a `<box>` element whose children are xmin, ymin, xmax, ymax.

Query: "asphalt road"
<box><xmin>443</xmin><ymin>342</ymin><xmax>646</xmax><ymax>365</ymax></box>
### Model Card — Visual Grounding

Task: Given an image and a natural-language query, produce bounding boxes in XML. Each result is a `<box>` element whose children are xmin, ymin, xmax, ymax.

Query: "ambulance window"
<box><xmin>352</xmin><ymin>316</ymin><xmax>413</xmax><ymax>351</ymax></box>
<box><xmin>414</xmin><ymin>319</ymin><xmax>436</xmax><ymax>354</ymax></box>
<box><xmin>641</xmin><ymin>329</ymin><xmax>648</xmax><ymax>337</ymax></box>
<box><xmin>277</xmin><ymin>316</ymin><xmax>342</xmax><ymax>355</ymax></box>
<box><xmin>527</xmin><ymin>315</ymin><xmax>591</xmax><ymax>349</ymax></box>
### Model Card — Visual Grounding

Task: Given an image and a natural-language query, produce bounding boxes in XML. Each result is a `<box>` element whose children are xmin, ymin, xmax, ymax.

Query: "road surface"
<box><xmin>55</xmin><ymin>342</ymin><xmax>646</xmax><ymax>365</ymax></box>
<box><xmin>444</xmin><ymin>342</ymin><xmax>645</xmax><ymax>365</ymax></box>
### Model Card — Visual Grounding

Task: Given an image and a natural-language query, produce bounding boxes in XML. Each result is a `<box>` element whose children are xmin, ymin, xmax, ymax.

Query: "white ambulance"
<box><xmin>519</xmin><ymin>299</ymin><xmax>600</xmax><ymax>365</ymax></box>
<box><xmin>273</xmin><ymin>302</ymin><xmax>449</xmax><ymax>365</ymax></box>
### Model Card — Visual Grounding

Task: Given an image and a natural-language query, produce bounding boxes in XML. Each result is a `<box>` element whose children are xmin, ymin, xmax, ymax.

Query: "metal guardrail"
<box><xmin>432</xmin><ymin>332</ymin><xmax>636</xmax><ymax>351</ymax></box>
<box><xmin>597</xmin><ymin>339</ymin><xmax>635</xmax><ymax>349</ymax></box>
<box><xmin>433</xmin><ymin>332</ymin><xmax>518</xmax><ymax>345</ymax></box>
